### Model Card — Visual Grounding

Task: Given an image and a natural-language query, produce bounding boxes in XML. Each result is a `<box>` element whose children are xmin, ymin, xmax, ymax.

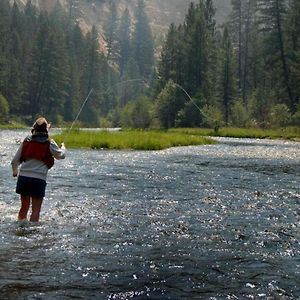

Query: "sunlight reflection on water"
<box><xmin>0</xmin><ymin>130</ymin><xmax>299</xmax><ymax>299</ymax></box>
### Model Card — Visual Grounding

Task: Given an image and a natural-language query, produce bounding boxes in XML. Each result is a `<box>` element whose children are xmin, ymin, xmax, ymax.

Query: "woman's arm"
<box><xmin>50</xmin><ymin>139</ymin><xmax>66</xmax><ymax>160</ymax></box>
<box><xmin>11</xmin><ymin>143</ymin><xmax>23</xmax><ymax>176</ymax></box>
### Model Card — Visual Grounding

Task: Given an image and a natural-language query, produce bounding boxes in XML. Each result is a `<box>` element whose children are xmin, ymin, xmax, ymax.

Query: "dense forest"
<box><xmin>0</xmin><ymin>0</ymin><xmax>300</xmax><ymax>129</ymax></box>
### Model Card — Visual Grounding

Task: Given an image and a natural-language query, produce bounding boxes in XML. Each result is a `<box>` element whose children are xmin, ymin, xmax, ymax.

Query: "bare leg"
<box><xmin>30</xmin><ymin>197</ymin><xmax>43</xmax><ymax>222</ymax></box>
<box><xmin>18</xmin><ymin>195</ymin><xmax>31</xmax><ymax>220</ymax></box>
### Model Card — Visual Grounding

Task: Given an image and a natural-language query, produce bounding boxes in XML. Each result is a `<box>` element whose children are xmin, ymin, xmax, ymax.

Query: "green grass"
<box><xmin>171</xmin><ymin>127</ymin><xmax>300</xmax><ymax>141</ymax></box>
<box><xmin>0</xmin><ymin>122</ymin><xmax>26</xmax><ymax>129</ymax></box>
<box><xmin>52</xmin><ymin>127</ymin><xmax>300</xmax><ymax>150</ymax></box>
<box><xmin>217</xmin><ymin>127</ymin><xmax>300</xmax><ymax>140</ymax></box>
<box><xmin>53</xmin><ymin>129</ymin><xmax>216</xmax><ymax>150</ymax></box>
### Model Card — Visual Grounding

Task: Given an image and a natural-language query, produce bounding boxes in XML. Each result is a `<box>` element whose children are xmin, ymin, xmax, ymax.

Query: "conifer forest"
<box><xmin>0</xmin><ymin>0</ymin><xmax>300</xmax><ymax>129</ymax></box>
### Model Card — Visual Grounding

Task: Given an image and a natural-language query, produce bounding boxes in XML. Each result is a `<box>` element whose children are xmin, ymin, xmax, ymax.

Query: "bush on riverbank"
<box><xmin>53</xmin><ymin>130</ymin><xmax>215</xmax><ymax>150</ymax></box>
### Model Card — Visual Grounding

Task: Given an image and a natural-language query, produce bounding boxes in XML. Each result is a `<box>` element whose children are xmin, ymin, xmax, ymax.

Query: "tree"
<box><xmin>155</xmin><ymin>0</ymin><xmax>219</xmax><ymax>128</ymax></box>
<box><xmin>105</xmin><ymin>1</ymin><xmax>119</xmax><ymax>63</ymax></box>
<box><xmin>230</xmin><ymin>0</ymin><xmax>243</xmax><ymax>93</ymax></box>
<box><xmin>81</xmin><ymin>25</ymin><xmax>110</xmax><ymax>124</ymax></box>
<box><xmin>286</xmin><ymin>0</ymin><xmax>300</xmax><ymax>110</ymax></box>
<box><xmin>258</xmin><ymin>0</ymin><xmax>295</xmax><ymax>111</ymax></box>
<box><xmin>157</xmin><ymin>23</ymin><xmax>184</xmax><ymax>91</ymax></box>
<box><xmin>132</xmin><ymin>0</ymin><xmax>154</xmax><ymax>80</ymax></box>
<box><xmin>182</xmin><ymin>1</ymin><xmax>217</xmax><ymax>97</ymax></box>
<box><xmin>0</xmin><ymin>0</ymin><xmax>11</xmax><ymax>97</ymax></box>
<box><xmin>220</xmin><ymin>26</ymin><xmax>235</xmax><ymax>124</ymax></box>
<box><xmin>27</xmin><ymin>12</ymin><xmax>70</xmax><ymax>120</ymax></box>
<box><xmin>0</xmin><ymin>93</ymin><xmax>9</xmax><ymax>123</ymax></box>
<box><xmin>121</xmin><ymin>96</ymin><xmax>152</xmax><ymax>128</ymax></box>
<box><xmin>119</xmin><ymin>58</ymin><xmax>141</xmax><ymax>107</ymax></box>
<box><xmin>155</xmin><ymin>80</ymin><xmax>178</xmax><ymax>128</ymax></box>
<box><xmin>117</xmin><ymin>8</ymin><xmax>131</xmax><ymax>76</ymax></box>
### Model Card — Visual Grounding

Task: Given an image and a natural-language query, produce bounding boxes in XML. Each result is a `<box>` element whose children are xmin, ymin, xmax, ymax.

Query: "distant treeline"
<box><xmin>0</xmin><ymin>0</ymin><xmax>300</xmax><ymax>129</ymax></box>
<box><xmin>0</xmin><ymin>0</ymin><xmax>154</xmax><ymax>126</ymax></box>
<box><xmin>156</xmin><ymin>0</ymin><xmax>300</xmax><ymax>128</ymax></box>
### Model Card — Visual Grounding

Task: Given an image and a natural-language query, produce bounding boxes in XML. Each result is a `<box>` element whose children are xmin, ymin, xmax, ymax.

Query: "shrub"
<box><xmin>121</xmin><ymin>96</ymin><xmax>153</xmax><ymax>128</ymax></box>
<box><xmin>0</xmin><ymin>93</ymin><xmax>9</xmax><ymax>123</ymax></box>
<box><xmin>230</xmin><ymin>100</ymin><xmax>249</xmax><ymax>127</ymax></box>
<box><xmin>270</xmin><ymin>103</ymin><xmax>291</xmax><ymax>127</ymax></box>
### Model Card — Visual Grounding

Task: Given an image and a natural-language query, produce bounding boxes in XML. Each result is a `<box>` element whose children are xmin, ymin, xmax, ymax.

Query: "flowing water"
<box><xmin>0</xmin><ymin>129</ymin><xmax>299</xmax><ymax>300</ymax></box>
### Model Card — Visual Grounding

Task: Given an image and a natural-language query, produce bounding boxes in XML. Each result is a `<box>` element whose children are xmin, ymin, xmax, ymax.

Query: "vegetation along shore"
<box><xmin>50</xmin><ymin>127</ymin><xmax>300</xmax><ymax>151</ymax></box>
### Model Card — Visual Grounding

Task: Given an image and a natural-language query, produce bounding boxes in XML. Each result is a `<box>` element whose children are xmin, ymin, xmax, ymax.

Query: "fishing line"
<box><xmin>173</xmin><ymin>82</ymin><xmax>211</xmax><ymax>120</ymax></box>
<box><xmin>63</xmin><ymin>88</ymin><xmax>94</xmax><ymax>143</ymax></box>
<box><xmin>62</xmin><ymin>79</ymin><xmax>147</xmax><ymax>143</ymax></box>
<box><xmin>104</xmin><ymin>78</ymin><xmax>149</xmax><ymax>94</ymax></box>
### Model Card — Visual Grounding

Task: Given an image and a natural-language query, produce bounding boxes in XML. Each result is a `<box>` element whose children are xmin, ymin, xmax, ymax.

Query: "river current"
<box><xmin>0</xmin><ymin>129</ymin><xmax>299</xmax><ymax>299</ymax></box>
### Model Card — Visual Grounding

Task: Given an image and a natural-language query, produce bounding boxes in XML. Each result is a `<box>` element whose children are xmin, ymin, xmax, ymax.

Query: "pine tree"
<box><xmin>80</xmin><ymin>25</ymin><xmax>103</xmax><ymax>124</ymax></box>
<box><xmin>0</xmin><ymin>0</ymin><xmax>11</xmax><ymax>97</ymax></box>
<box><xmin>155</xmin><ymin>80</ymin><xmax>177</xmax><ymax>128</ymax></box>
<box><xmin>119</xmin><ymin>58</ymin><xmax>141</xmax><ymax>107</ymax></box>
<box><xmin>64</xmin><ymin>24</ymin><xmax>86</xmax><ymax>120</ymax></box>
<box><xmin>7</xmin><ymin>30</ymin><xmax>24</xmax><ymax>114</ymax></box>
<box><xmin>229</xmin><ymin>0</ymin><xmax>260</xmax><ymax>105</ymax></box>
<box><xmin>27</xmin><ymin>12</ymin><xmax>70</xmax><ymax>120</ymax></box>
<box><xmin>105</xmin><ymin>1</ymin><xmax>119</xmax><ymax>63</ymax></box>
<box><xmin>118</xmin><ymin>8</ymin><xmax>131</xmax><ymax>76</ymax></box>
<box><xmin>11</xmin><ymin>1</ymin><xmax>23</xmax><ymax>34</ymax></box>
<box><xmin>158</xmin><ymin>23</ymin><xmax>184</xmax><ymax>90</ymax></box>
<box><xmin>258</xmin><ymin>0</ymin><xmax>295</xmax><ymax>111</ymax></box>
<box><xmin>220</xmin><ymin>26</ymin><xmax>235</xmax><ymax>124</ymax></box>
<box><xmin>182</xmin><ymin>0</ymin><xmax>216</xmax><ymax>96</ymax></box>
<box><xmin>286</xmin><ymin>0</ymin><xmax>300</xmax><ymax>110</ymax></box>
<box><xmin>132</xmin><ymin>0</ymin><xmax>154</xmax><ymax>80</ymax></box>
<box><xmin>230</xmin><ymin>0</ymin><xmax>243</xmax><ymax>92</ymax></box>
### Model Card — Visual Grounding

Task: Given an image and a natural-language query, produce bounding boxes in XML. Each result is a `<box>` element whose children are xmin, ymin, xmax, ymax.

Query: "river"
<box><xmin>0</xmin><ymin>129</ymin><xmax>299</xmax><ymax>299</ymax></box>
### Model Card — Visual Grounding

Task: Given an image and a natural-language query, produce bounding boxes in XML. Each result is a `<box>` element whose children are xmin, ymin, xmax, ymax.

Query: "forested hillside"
<box><xmin>10</xmin><ymin>0</ymin><xmax>232</xmax><ymax>36</ymax></box>
<box><xmin>1</xmin><ymin>0</ymin><xmax>300</xmax><ymax>129</ymax></box>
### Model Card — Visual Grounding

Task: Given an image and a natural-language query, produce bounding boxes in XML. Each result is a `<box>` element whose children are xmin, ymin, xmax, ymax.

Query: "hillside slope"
<box><xmin>12</xmin><ymin>0</ymin><xmax>231</xmax><ymax>36</ymax></box>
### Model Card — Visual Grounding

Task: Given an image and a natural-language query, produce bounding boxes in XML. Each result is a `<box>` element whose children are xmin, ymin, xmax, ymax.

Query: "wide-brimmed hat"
<box><xmin>32</xmin><ymin>117</ymin><xmax>50</xmax><ymax>133</ymax></box>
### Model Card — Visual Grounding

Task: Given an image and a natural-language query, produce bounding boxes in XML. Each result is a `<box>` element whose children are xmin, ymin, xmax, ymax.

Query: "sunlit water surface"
<box><xmin>0</xmin><ymin>130</ymin><xmax>299</xmax><ymax>299</ymax></box>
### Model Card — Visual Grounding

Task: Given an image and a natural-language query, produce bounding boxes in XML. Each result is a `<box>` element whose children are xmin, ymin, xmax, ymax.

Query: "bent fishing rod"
<box><xmin>63</xmin><ymin>88</ymin><xmax>94</xmax><ymax>143</ymax></box>
<box><xmin>62</xmin><ymin>78</ymin><xmax>149</xmax><ymax>143</ymax></box>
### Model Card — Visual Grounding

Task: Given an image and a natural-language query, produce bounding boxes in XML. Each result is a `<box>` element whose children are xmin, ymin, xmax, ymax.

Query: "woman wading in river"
<box><xmin>11</xmin><ymin>117</ymin><xmax>66</xmax><ymax>222</ymax></box>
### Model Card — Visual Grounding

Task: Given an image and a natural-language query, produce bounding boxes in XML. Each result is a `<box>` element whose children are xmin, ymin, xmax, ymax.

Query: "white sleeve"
<box><xmin>50</xmin><ymin>139</ymin><xmax>66</xmax><ymax>160</ymax></box>
<box><xmin>11</xmin><ymin>143</ymin><xmax>23</xmax><ymax>173</ymax></box>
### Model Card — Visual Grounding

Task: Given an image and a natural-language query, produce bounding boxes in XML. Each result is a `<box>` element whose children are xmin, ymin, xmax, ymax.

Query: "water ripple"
<box><xmin>0</xmin><ymin>130</ymin><xmax>299</xmax><ymax>299</ymax></box>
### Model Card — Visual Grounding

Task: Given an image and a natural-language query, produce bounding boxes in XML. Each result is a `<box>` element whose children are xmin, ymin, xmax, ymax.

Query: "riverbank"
<box><xmin>0</xmin><ymin>122</ymin><xmax>25</xmax><ymax>129</ymax></box>
<box><xmin>171</xmin><ymin>127</ymin><xmax>300</xmax><ymax>141</ymax></box>
<box><xmin>1</xmin><ymin>125</ymin><xmax>299</xmax><ymax>149</ymax></box>
<box><xmin>52</xmin><ymin>127</ymin><xmax>300</xmax><ymax>150</ymax></box>
<box><xmin>53</xmin><ymin>130</ymin><xmax>216</xmax><ymax>150</ymax></box>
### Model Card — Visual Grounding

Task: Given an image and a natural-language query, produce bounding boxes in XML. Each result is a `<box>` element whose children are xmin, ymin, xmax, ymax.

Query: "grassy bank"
<box><xmin>171</xmin><ymin>127</ymin><xmax>300</xmax><ymax>141</ymax></box>
<box><xmin>53</xmin><ymin>130</ymin><xmax>216</xmax><ymax>150</ymax></box>
<box><xmin>52</xmin><ymin>127</ymin><xmax>300</xmax><ymax>150</ymax></box>
<box><xmin>0</xmin><ymin>122</ymin><xmax>26</xmax><ymax>129</ymax></box>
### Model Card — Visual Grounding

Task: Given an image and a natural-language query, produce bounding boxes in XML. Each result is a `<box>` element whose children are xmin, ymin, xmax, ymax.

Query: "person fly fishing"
<box><xmin>11</xmin><ymin>117</ymin><xmax>66</xmax><ymax>222</ymax></box>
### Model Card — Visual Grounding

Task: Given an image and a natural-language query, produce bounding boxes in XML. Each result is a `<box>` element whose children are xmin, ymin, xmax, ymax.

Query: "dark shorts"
<box><xmin>16</xmin><ymin>176</ymin><xmax>47</xmax><ymax>198</ymax></box>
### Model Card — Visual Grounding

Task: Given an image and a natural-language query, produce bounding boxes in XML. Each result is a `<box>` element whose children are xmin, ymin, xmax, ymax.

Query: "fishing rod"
<box><xmin>63</xmin><ymin>88</ymin><xmax>94</xmax><ymax>143</ymax></box>
<box><xmin>62</xmin><ymin>79</ymin><xmax>148</xmax><ymax>143</ymax></box>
